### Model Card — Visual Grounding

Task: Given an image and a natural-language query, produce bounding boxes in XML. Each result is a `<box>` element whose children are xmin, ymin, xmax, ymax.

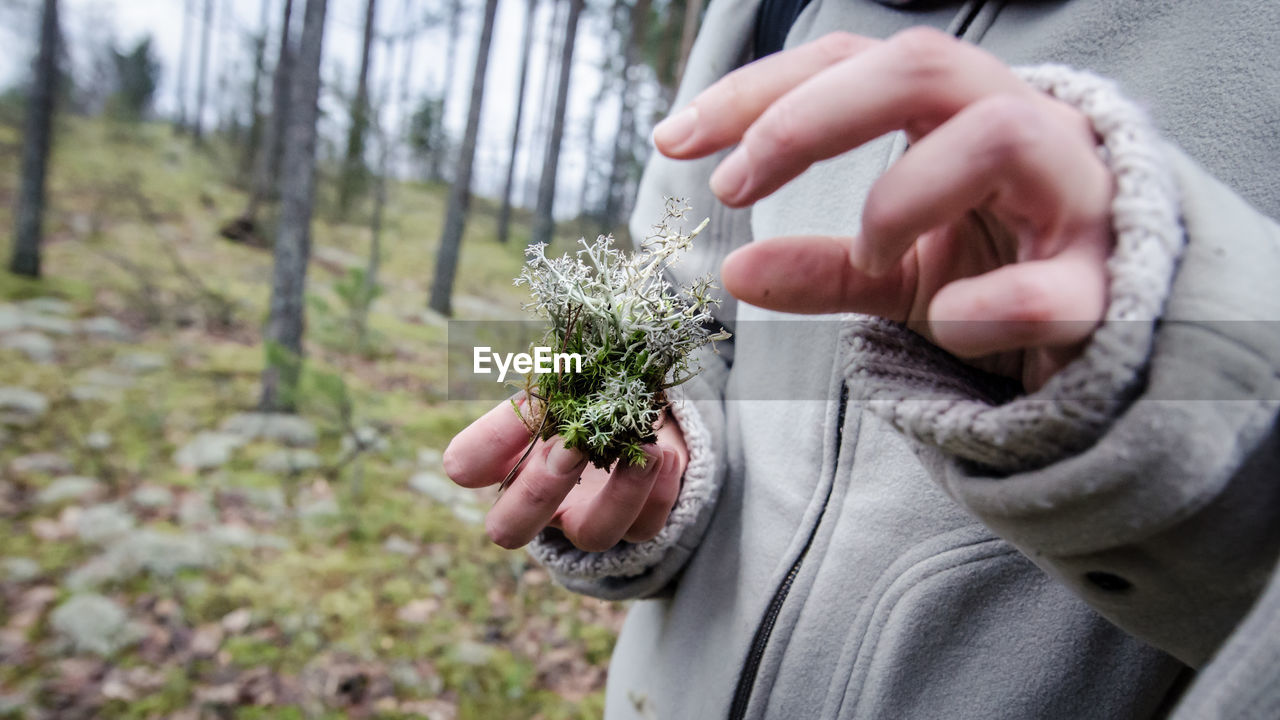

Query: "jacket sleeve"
<box><xmin>841</xmin><ymin>65</ymin><xmax>1280</xmax><ymax>667</ymax></box>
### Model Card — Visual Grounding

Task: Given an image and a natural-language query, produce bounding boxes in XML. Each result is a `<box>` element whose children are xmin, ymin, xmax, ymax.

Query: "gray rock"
<box><xmin>86</xmin><ymin>431</ymin><xmax>113</xmax><ymax>450</ymax></box>
<box><xmin>10</xmin><ymin>452</ymin><xmax>71</xmax><ymax>475</ymax></box>
<box><xmin>173</xmin><ymin>432</ymin><xmax>245</xmax><ymax>470</ymax></box>
<box><xmin>383</xmin><ymin>535</ymin><xmax>419</xmax><ymax>555</ymax></box>
<box><xmin>1</xmin><ymin>331</ymin><xmax>55</xmax><ymax>362</ymax></box>
<box><xmin>114</xmin><ymin>529</ymin><xmax>213</xmax><ymax>576</ymax></box>
<box><xmin>205</xmin><ymin>524</ymin><xmax>258</xmax><ymax>548</ymax></box>
<box><xmin>36</xmin><ymin>476</ymin><xmax>103</xmax><ymax>506</ymax></box>
<box><xmin>0</xmin><ymin>387</ymin><xmax>49</xmax><ymax>426</ymax></box>
<box><xmin>0</xmin><ymin>304</ymin><xmax>23</xmax><ymax>333</ymax></box>
<box><xmin>70</xmin><ymin>385</ymin><xmax>117</xmax><ymax>402</ymax></box>
<box><xmin>75</xmin><ymin>504</ymin><xmax>137</xmax><ymax>544</ymax></box>
<box><xmin>178</xmin><ymin>492</ymin><xmax>218</xmax><ymax>527</ymax></box>
<box><xmin>417</xmin><ymin>447</ymin><xmax>443</xmax><ymax>468</ymax></box>
<box><xmin>114</xmin><ymin>351</ymin><xmax>167</xmax><ymax>374</ymax></box>
<box><xmin>77</xmin><ymin>368</ymin><xmax>135</xmax><ymax>389</ymax></box>
<box><xmin>21</xmin><ymin>297</ymin><xmax>74</xmax><ymax>316</ymax></box>
<box><xmin>220</xmin><ymin>412</ymin><xmax>318</xmax><ymax>447</ymax></box>
<box><xmin>235</xmin><ymin>486</ymin><xmax>287</xmax><ymax>515</ymax></box>
<box><xmin>80</xmin><ymin>316</ymin><xmax>133</xmax><ymax>342</ymax></box>
<box><xmin>67</xmin><ymin>529</ymin><xmax>215</xmax><ymax>590</ymax></box>
<box><xmin>341</xmin><ymin>426</ymin><xmax>390</xmax><ymax>455</ymax></box>
<box><xmin>50</xmin><ymin>594</ymin><xmax>140</xmax><ymax>656</ymax></box>
<box><xmin>130</xmin><ymin>486</ymin><xmax>174</xmax><ymax>508</ymax></box>
<box><xmin>296</xmin><ymin>496</ymin><xmax>340</xmax><ymax>520</ymax></box>
<box><xmin>3</xmin><ymin>557</ymin><xmax>41</xmax><ymax>582</ymax></box>
<box><xmin>451</xmin><ymin>505</ymin><xmax>485</xmax><ymax>527</ymax></box>
<box><xmin>453</xmin><ymin>640</ymin><xmax>495</xmax><ymax>666</ymax></box>
<box><xmin>408</xmin><ymin>471</ymin><xmax>463</xmax><ymax>505</ymax></box>
<box><xmin>20</xmin><ymin>313</ymin><xmax>75</xmax><ymax>335</ymax></box>
<box><xmin>256</xmin><ymin>448</ymin><xmax>322</xmax><ymax>474</ymax></box>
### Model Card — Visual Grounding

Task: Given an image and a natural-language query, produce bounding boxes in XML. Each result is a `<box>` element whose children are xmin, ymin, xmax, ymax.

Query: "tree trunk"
<box><xmin>578</xmin><ymin>0</ymin><xmax>624</xmax><ymax>218</ymax></box>
<box><xmin>260</xmin><ymin>0</ymin><xmax>328</xmax><ymax>413</ymax></box>
<box><xmin>530</xmin><ymin>0</ymin><xmax>583</xmax><ymax>248</ymax></box>
<box><xmin>396</xmin><ymin>0</ymin><xmax>418</xmax><ymax>178</ymax></box>
<box><xmin>175</xmin><ymin>0</ymin><xmax>193</xmax><ymax>132</ymax></box>
<box><xmin>242</xmin><ymin>0</ymin><xmax>294</xmax><ymax>221</ymax></box>
<box><xmin>337</xmin><ymin>0</ymin><xmax>378</xmax><ymax>217</ymax></box>
<box><xmin>240</xmin><ymin>0</ymin><xmax>273</xmax><ymax>176</ymax></box>
<box><xmin>675</xmin><ymin>0</ymin><xmax>703</xmax><ymax>87</ymax></box>
<box><xmin>193</xmin><ymin>0</ymin><xmax>214</xmax><ymax>142</ymax></box>
<box><xmin>496</xmin><ymin>0</ymin><xmax>537</xmax><ymax>244</ymax></box>
<box><xmin>427</xmin><ymin>0</ymin><xmax>500</xmax><ymax>316</ymax></box>
<box><xmin>429</xmin><ymin>0</ymin><xmax>464</xmax><ymax>182</ymax></box>
<box><xmin>524</xmin><ymin>0</ymin><xmax>564</xmax><ymax>204</ymax></box>
<box><xmin>602</xmin><ymin>0</ymin><xmax>649</xmax><ymax>231</ymax></box>
<box><xmin>9</xmin><ymin>0</ymin><xmax>58</xmax><ymax>278</ymax></box>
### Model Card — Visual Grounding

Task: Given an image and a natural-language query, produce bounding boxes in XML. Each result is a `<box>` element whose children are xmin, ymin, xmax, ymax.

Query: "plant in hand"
<box><xmin>511</xmin><ymin>198</ymin><xmax>729</xmax><ymax>472</ymax></box>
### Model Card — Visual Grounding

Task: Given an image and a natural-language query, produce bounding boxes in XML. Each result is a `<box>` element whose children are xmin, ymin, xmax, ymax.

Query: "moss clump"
<box><xmin>514</xmin><ymin>198</ymin><xmax>729</xmax><ymax>469</ymax></box>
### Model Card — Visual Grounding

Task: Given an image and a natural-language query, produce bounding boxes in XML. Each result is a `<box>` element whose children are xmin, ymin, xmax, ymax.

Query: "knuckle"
<box><xmin>516</xmin><ymin>475</ymin><xmax>558</xmax><ymax>509</ymax></box>
<box><xmin>813</xmin><ymin>31</ymin><xmax>861</xmax><ymax>61</ymax></box>
<box><xmin>571</xmin><ymin>527</ymin><xmax>619</xmax><ymax>553</ymax></box>
<box><xmin>748</xmin><ymin>101</ymin><xmax>804</xmax><ymax>158</ymax></box>
<box><xmin>971</xmin><ymin>96</ymin><xmax>1044</xmax><ymax>165</ymax></box>
<box><xmin>485</xmin><ymin>517</ymin><xmax>525</xmax><ymax>550</ymax></box>
<box><xmin>1000</xmin><ymin>275</ymin><xmax>1059</xmax><ymax>326</ymax></box>
<box><xmin>889</xmin><ymin>26</ymin><xmax>959</xmax><ymax>83</ymax></box>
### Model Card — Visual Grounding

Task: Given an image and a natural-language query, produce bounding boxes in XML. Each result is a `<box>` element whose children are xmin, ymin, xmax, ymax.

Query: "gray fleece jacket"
<box><xmin>528</xmin><ymin>1</ymin><xmax>1280</xmax><ymax>718</ymax></box>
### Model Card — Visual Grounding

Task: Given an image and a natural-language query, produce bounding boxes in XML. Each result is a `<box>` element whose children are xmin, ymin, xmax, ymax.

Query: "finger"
<box><xmin>928</xmin><ymin>250</ymin><xmax>1108</xmax><ymax>358</ymax></box>
<box><xmin>855</xmin><ymin>94</ymin><xmax>1112</xmax><ymax>276</ymax></box>
<box><xmin>623</xmin><ymin>448</ymin><xmax>683</xmax><ymax>543</ymax></box>
<box><xmin>485</xmin><ymin>442</ymin><xmax>588</xmax><ymax>549</ymax></box>
<box><xmin>557</xmin><ymin>446</ymin><xmax>664</xmax><ymax>552</ymax></box>
<box><xmin>721</xmin><ymin>235</ymin><xmax>914</xmax><ymax>318</ymax></box>
<box><xmin>711</xmin><ymin>27</ymin><xmax>1027</xmax><ymax>207</ymax></box>
<box><xmin>443</xmin><ymin>394</ymin><xmax>537</xmax><ymax>488</ymax></box>
<box><xmin>653</xmin><ymin>32</ymin><xmax>878</xmax><ymax>158</ymax></box>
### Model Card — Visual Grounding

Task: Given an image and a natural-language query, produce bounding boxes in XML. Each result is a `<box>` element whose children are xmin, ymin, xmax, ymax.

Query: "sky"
<box><xmin>0</xmin><ymin>0</ymin><xmax>664</xmax><ymax>218</ymax></box>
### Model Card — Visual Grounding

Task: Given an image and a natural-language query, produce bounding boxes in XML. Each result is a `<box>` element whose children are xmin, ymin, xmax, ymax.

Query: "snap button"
<box><xmin>1085</xmin><ymin>571</ymin><xmax>1132</xmax><ymax>593</ymax></box>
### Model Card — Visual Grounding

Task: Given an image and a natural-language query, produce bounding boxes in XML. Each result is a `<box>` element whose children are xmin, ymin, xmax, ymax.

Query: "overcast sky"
<box><xmin>1</xmin><ymin>0</ymin><xmax>662</xmax><ymax>217</ymax></box>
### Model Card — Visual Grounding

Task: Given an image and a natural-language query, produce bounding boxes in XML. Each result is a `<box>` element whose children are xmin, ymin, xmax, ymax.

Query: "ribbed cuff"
<box><xmin>840</xmin><ymin>64</ymin><xmax>1185</xmax><ymax>473</ymax></box>
<box><xmin>527</xmin><ymin>383</ymin><xmax>718</xmax><ymax>581</ymax></box>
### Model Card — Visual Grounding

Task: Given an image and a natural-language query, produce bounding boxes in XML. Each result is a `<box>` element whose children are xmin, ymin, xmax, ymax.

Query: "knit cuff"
<box><xmin>526</xmin><ymin>382</ymin><xmax>718</xmax><ymax>583</ymax></box>
<box><xmin>840</xmin><ymin>64</ymin><xmax>1185</xmax><ymax>473</ymax></box>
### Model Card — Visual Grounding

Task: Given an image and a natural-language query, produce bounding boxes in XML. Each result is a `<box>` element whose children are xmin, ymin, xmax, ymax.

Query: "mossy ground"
<box><xmin>0</xmin><ymin>116</ymin><xmax>618</xmax><ymax>719</ymax></box>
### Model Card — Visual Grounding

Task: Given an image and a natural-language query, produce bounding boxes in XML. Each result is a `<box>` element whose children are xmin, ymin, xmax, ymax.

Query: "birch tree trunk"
<box><xmin>193</xmin><ymin>0</ymin><xmax>214</xmax><ymax>142</ymax></box>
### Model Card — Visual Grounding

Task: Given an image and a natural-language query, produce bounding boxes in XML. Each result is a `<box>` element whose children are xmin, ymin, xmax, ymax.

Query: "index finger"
<box><xmin>443</xmin><ymin>394</ymin><xmax>538</xmax><ymax>488</ymax></box>
<box><xmin>653</xmin><ymin>32</ymin><xmax>878</xmax><ymax>159</ymax></box>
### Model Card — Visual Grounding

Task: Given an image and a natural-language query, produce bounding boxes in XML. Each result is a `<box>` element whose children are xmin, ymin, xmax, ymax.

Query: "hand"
<box><xmin>653</xmin><ymin>28</ymin><xmax>1115</xmax><ymax>390</ymax></box>
<box><xmin>443</xmin><ymin>394</ymin><xmax>688</xmax><ymax>551</ymax></box>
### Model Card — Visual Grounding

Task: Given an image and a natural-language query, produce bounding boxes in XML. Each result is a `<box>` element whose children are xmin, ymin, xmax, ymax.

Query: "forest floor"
<box><xmin>0</xmin><ymin>117</ymin><xmax>625</xmax><ymax>719</ymax></box>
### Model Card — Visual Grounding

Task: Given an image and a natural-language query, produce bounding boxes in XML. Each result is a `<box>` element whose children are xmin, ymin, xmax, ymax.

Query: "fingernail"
<box><xmin>547</xmin><ymin>443</ymin><xmax>586</xmax><ymax>475</ymax></box>
<box><xmin>848</xmin><ymin>235</ymin><xmax>884</xmax><ymax>278</ymax></box>
<box><xmin>653</xmin><ymin>106</ymin><xmax>698</xmax><ymax>151</ymax></box>
<box><xmin>710</xmin><ymin>148</ymin><xmax>749</xmax><ymax>204</ymax></box>
<box><xmin>629</xmin><ymin>446</ymin><xmax>664</xmax><ymax>480</ymax></box>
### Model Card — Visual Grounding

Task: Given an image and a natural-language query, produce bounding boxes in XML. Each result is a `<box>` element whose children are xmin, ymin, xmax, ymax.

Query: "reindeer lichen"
<box><xmin>512</xmin><ymin>198</ymin><xmax>729</xmax><ymax>470</ymax></box>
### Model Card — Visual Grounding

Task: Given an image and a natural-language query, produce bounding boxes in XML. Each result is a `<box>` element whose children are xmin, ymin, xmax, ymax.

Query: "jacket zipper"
<box><xmin>724</xmin><ymin>5</ymin><xmax>987</xmax><ymax>717</ymax></box>
<box><xmin>727</xmin><ymin>384</ymin><xmax>847</xmax><ymax>720</ymax></box>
